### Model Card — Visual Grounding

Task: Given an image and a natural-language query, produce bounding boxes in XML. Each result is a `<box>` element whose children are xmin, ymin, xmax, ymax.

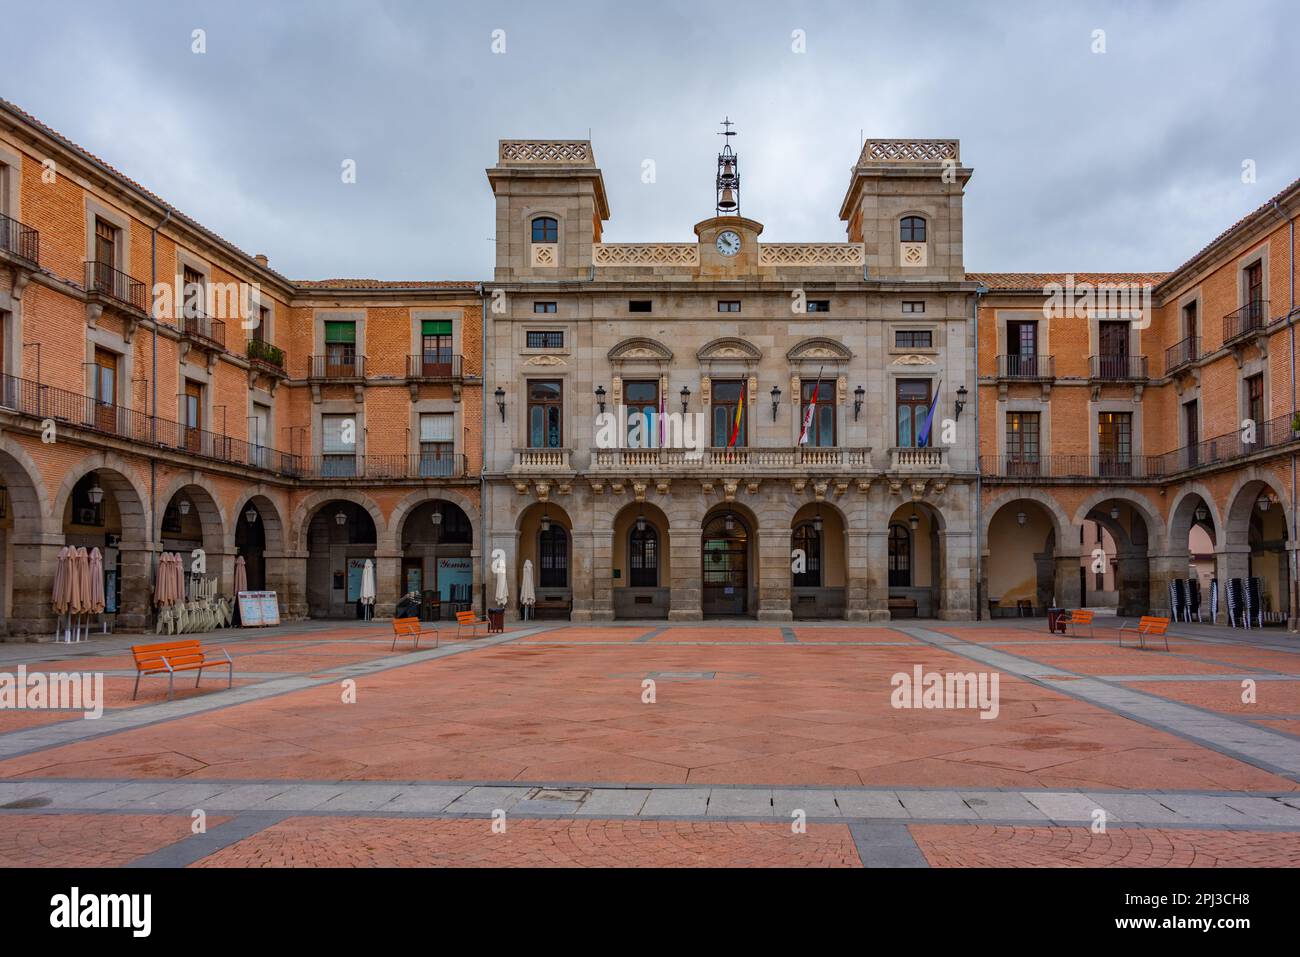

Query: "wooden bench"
<box><xmin>131</xmin><ymin>639</ymin><xmax>233</xmax><ymax>701</ymax></box>
<box><xmin>533</xmin><ymin>596</ymin><xmax>572</xmax><ymax>620</ymax></box>
<box><xmin>887</xmin><ymin>596</ymin><xmax>918</xmax><ymax>619</ymax></box>
<box><xmin>1118</xmin><ymin>615</ymin><xmax>1171</xmax><ymax>652</ymax></box>
<box><xmin>391</xmin><ymin>616</ymin><xmax>438</xmax><ymax>651</ymax></box>
<box><xmin>456</xmin><ymin>609</ymin><xmax>489</xmax><ymax>639</ymax></box>
<box><xmin>1058</xmin><ymin>608</ymin><xmax>1095</xmax><ymax>638</ymax></box>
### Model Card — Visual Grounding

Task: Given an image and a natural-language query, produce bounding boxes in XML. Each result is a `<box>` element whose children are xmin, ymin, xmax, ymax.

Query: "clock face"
<box><xmin>715</xmin><ymin>230</ymin><xmax>741</xmax><ymax>257</ymax></box>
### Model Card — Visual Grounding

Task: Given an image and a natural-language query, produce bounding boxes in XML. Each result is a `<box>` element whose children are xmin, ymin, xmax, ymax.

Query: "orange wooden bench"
<box><xmin>391</xmin><ymin>616</ymin><xmax>438</xmax><ymax>651</ymax></box>
<box><xmin>456</xmin><ymin>609</ymin><xmax>489</xmax><ymax>639</ymax></box>
<box><xmin>131</xmin><ymin>639</ymin><xmax>233</xmax><ymax>701</ymax></box>
<box><xmin>1058</xmin><ymin>608</ymin><xmax>1095</xmax><ymax>638</ymax></box>
<box><xmin>1118</xmin><ymin>615</ymin><xmax>1171</xmax><ymax>652</ymax></box>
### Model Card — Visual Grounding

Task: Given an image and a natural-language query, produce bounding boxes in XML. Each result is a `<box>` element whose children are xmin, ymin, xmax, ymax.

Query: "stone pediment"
<box><xmin>608</xmin><ymin>337</ymin><xmax>673</xmax><ymax>363</ymax></box>
<box><xmin>697</xmin><ymin>337</ymin><xmax>762</xmax><ymax>362</ymax></box>
<box><xmin>787</xmin><ymin>337</ymin><xmax>853</xmax><ymax>362</ymax></box>
<box><xmin>891</xmin><ymin>353</ymin><xmax>935</xmax><ymax>365</ymax></box>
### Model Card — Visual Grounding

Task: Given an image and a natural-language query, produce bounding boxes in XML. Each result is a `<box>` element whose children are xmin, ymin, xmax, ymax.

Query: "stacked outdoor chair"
<box><xmin>1185</xmin><ymin>578</ymin><xmax>1202</xmax><ymax>622</ymax></box>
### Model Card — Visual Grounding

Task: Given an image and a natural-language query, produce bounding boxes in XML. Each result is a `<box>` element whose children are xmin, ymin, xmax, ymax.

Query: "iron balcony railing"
<box><xmin>1223</xmin><ymin>299</ymin><xmax>1269</xmax><ymax>343</ymax></box>
<box><xmin>980</xmin><ymin>454</ymin><xmax>1166</xmax><ymax>480</ymax></box>
<box><xmin>406</xmin><ymin>353</ymin><xmax>463</xmax><ymax>379</ymax></box>
<box><xmin>179</xmin><ymin>310</ymin><xmax>227</xmax><ymax>350</ymax></box>
<box><xmin>1154</xmin><ymin>412</ymin><xmax>1300</xmax><ymax>473</ymax></box>
<box><xmin>308</xmin><ymin>353</ymin><xmax>366</xmax><ymax>379</ymax></box>
<box><xmin>0</xmin><ymin>213</ymin><xmax>39</xmax><ymax>266</ymax></box>
<box><xmin>1165</xmin><ymin>335</ymin><xmax>1199</xmax><ymax>374</ymax></box>
<box><xmin>85</xmin><ymin>260</ymin><xmax>147</xmax><ymax>313</ymax></box>
<box><xmin>294</xmin><ymin>453</ymin><xmax>468</xmax><ymax>480</ymax></box>
<box><xmin>1088</xmin><ymin>354</ymin><xmax>1148</xmax><ymax>380</ymax></box>
<box><xmin>995</xmin><ymin>354</ymin><xmax>1054</xmax><ymax>379</ymax></box>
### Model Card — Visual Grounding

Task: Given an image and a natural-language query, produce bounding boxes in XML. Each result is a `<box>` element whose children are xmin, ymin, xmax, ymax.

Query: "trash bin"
<box><xmin>1047</xmin><ymin>607</ymin><xmax>1065</xmax><ymax>634</ymax></box>
<box><xmin>487</xmin><ymin>607</ymin><xmax>505</xmax><ymax>634</ymax></box>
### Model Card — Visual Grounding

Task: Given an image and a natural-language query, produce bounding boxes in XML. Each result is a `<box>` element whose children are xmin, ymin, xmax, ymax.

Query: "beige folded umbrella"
<box><xmin>88</xmin><ymin>548</ymin><xmax>106</xmax><ymax>615</ymax></box>
<box><xmin>234</xmin><ymin>555</ymin><xmax>248</xmax><ymax>594</ymax></box>
<box><xmin>154</xmin><ymin>552</ymin><xmax>172</xmax><ymax>607</ymax></box>
<box><xmin>51</xmin><ymin>545</ymin><xmax>71</xmax><ymax>615</ymax></box>
<box><xmin>69</xmin><ymin>547</ymin><xmax>90</xmax><ymax>616</ymax></box>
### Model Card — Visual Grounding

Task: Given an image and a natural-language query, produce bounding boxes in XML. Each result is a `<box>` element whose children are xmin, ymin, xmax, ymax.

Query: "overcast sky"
<box><xmin>4</xmin><ymin>0</ymin><xmax>1294</xmax><ymax>280</ymax></box>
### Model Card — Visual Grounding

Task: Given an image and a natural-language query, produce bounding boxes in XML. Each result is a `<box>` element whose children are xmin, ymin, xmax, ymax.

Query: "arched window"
<box><xmin>791</xmin><ymin>522</ymin><xmax>822</xmax><ymax>587</ymax></box>
<box><xmin>900</xmin><ymin>216</ymin><xmax>927</xmax><ymax>243</ymax></box>
<box><xmin>531</xmin><ymin>217</ymin><xmax>559</xmax><ymax>243</ymax></box>
<box><xmin>539</xmin><ymin>524</ymin><xmax>569</xmax><ymax>588</ymax></box>
<box><xmin>888</xmin><ymin>523</ymin><xmax>911</xmax><ymax>587</ymax></box>
<box><xmin>629</xmin><ymin>522</ymin><xmax>658</xmax><ymax>587</ymax></box>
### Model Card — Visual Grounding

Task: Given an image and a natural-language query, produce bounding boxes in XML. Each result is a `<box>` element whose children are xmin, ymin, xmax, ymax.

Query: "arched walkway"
<box><xmin>1224</xmin><ymin>477</ymin><xmax>1291</xmax><ymax>622</ymax></box>
<box><xmin>702</xmin><ymin>503</ymin><xmax>758</xmax><ymax>618</ymax></box>
<box><xmin>517</xmin><ymin>501</ymin><xmax>573</xmax><ymax>620</ymax></box>
<box><xmin>303</xmin><ymin>499</ymin><xmax>379</xmax><ymax>619</ymax></box>
<box><xmin>612</xmin><ymin>501</ymin><xmax>670</xmax><ymax>619</ymax></box>
<box><xmin>0</xmin><ymin>442</ymin><xmax>54</xmax><ymax>634</ymax></box>
<box><xmin>399</xmin><ymin>498</ymin><xmax>475</xmax><ymax>619</ymax></box>
<box><xmin>790</xmin><ymin>502</ymin><xmax>847</xmax><ymax>619</ymax></box>
<box><xmin>984</xmin><ymin>499</ymin><xmax>1063</xmax><ymax>617</ymax></box>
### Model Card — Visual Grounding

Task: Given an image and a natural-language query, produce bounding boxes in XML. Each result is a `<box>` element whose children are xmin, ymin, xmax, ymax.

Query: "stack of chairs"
<box><xmin>1185</xmin><ymin>578</ymin><xmax>1202</xmax><ymax>622</ymax></box>
<box><xmin>156</xmin><ymin>576</ymin><xmax>234</xmax><ymax>635</ymax></box>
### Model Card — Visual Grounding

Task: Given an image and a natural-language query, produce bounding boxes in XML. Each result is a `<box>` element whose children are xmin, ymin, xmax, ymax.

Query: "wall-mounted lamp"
<box><xmin>494</xmin><ymin>386</ymin><xmax>506</xmax><ymax>421</ymax></box>
<box><xmin>1016</xmin><ymin>510</ymin><xmax>1027</xmax><ymax>527</ymax></box>
<box><xmin>431</xmin><ymin>507</ymin><xmax>443</xmax><ymax>526</ymax></box>
<box><xmin>724</xmin><ymin>513</ymin><xmax>735</xmax><ymax>532</ymax></box>
<box><xmin>335</xmin><ymin>510</ymin><xmax>347</xmax><ymax>526</ymax></box>
<box><xmin>909</xmin><ymin>509</ymin><xmax>920</xmax><ymax>532</ymax></box>
<box><xmin>813</xmin><ymin>506</ymin><xmax>823</xmax><ymax>533</ymax></box>
<box><xmin>594</xmin><ymin>385</ymin><xmax>607</xmax><ymax>414</ymax></box>
<box><xmin>1109</xmin><ymin>505</ymin><xmax>1120</xmax><ymax>521</ymax></box>
<box><xmin>635</xmin><ymin>512</ymin><xmax>646</xmax><ymax>533</ymax></box>
<box><xmin>245</xmin><ymin>507</ymin><xmax>258</xmax><ymax>524</ymax></box>
<box><xmin>541</xmin><ymin>505</ymin><xmax>551</xmax><ymax>533</ymax></box>
<box><xmin>770</xmin><ymin>385</ymin><xmax>782</xmax><ymax>421</ymax></box>
<box><xmin>954</xmin><ymin>385</ymin><xmax>969</xmax><ymax>420</ymax></box>
<box><xmin>680</xmin><ymin>385</ymin><xmax>691</xmax><ymax>413</ymax></box>
<box><xmin>178</xmin><ymin>499</ymin><xmax>191</xmax><ymax>516</ymax></box>
<box><xmin>87</xmin><ymin>480</ymin><xmax>104</xmax><ymax>506</ymax></box>
<box><xmin>1194</xmin><ymin>505</ymin><xmax>1208</xmax><ymax>523</ymax></box>
<box><xmin>1258</xmin><ymin>495</ymin><xmax>1275</xmax><ymax>512</ymax></box>
<box><xmin>853</xmin><ymin>385</ymin><xmax>865</xmax><ymax>421</ymax></box>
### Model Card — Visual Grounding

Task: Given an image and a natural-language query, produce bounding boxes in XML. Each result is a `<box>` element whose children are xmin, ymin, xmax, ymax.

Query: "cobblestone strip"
<box><xmin>899</xmin><ymin>625</ymin><xmax>1300</xmax><ymax>779</ymax></box>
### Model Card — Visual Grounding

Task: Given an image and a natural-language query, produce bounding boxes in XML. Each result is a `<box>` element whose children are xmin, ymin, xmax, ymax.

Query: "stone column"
<box><xmin>569</xmin><ymin>527</ymin><xmax>596</xmax><ymax>621</ymax></box>
<box><xmin>372</xmin><ymin>549</ymin><xmax>401</xmax><ymax>618</ymax></box>
<box><xmin>281</xmin><ymin>551</ymin><xmax>309</xmax><ymax>619</ymax></box>
<box><xmin>469</xmin><ymin>545</ymin><xmax>483</xmax><ymax>615</ymax></box>
<box><xmin>8</xmin><ymin>539</ymin><xmax>64</xmax><ymax>639</ymax></box>
<box><xmin>1147</xmin><ymin>553</ymin><xmax>1184</xmax><ymax>618</ymax></box>
<box><xmin>939</xmin><ymin>529</ymin><xmax>975</xmax><ymax>621</ymax></box>
<box><xmin>489</xmin><ymin>529</ymin><xmax>520</xmax><ymax>621</ymax></box>
<box><xmin>1114</xmin><ymin>548</ymin><xmax>1150</xmax><ymax>617</ymax></box>
<box><xmin>590</xmin><ymin>515</ymin><xmax>614</xmax><ymax>622</ymax></box>
<box><xmin>862</xmin><ymin>527</ymin><xmax>891</xmax><ymax>621</ymax></box>
<box><xmin>116</xmin><ymin>542</ymin><xmax>152</xmax><ymax>630</ymax></box>
<box><xmin>1053</xmin><ymin>548</ymin><xmax>1083</xmax><ymax>610</ymax></box>
<box><xmin>845</xmin><ymin>525</ymin><xmax>872</xmax><ymax>620</ymax></box>
<box><xmin>668</xmin><ymin>511</ymin><xmax>702</xmax><ymax>621</ymax></box>
<box><xmin>756</xmin><ymin>526</ymin><xmax>793</xmax><ymax>621</ymax></box>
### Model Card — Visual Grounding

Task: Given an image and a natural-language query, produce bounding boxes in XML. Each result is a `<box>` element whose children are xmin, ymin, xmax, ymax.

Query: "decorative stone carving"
<box><xmin>813</xmin><ymin>481</ymin><xmax>828</xmax><ymax>501</ymax></box>
<box><xmin>745</xmin><ymin>480</ymin><xmax>760</xmax><ymax>495</ymax></box>
<box><xmin>697</xmin><ymin>337</ymin><xmax>762</xmax><ymax>362</ymax></box>
<box><xmin>535</xmin><ymin>482</ymin><xmax>550</xmax><ymax>502</ymax></box>
<box><xmin>500</xmin><ymin>140</ymin><xmax>591</xmax><ymax>164</ymax></box>
<box><xmin>529</xmin><ymin>243</ymin><xmax>557</xmax><ymax>267</ymax></box>
<box><xmin>786</xmin><ymin>337</ymin><xmax>854</xmax><ymax>364</ymax></box>
<box><xmin>523</xmin><ymin>354</ymin><xmax>566</xmax><ymax>366</ymax></box>
<box><xmin>759</xmin><ymin>243</ymin><xmax>865</xmax><ymax>266</ymax></box>
<box><xmin>860</xmin><ymin>139</ymin><xmax>960</xmax><ymax>164</ymax></box>
<box><xmin>608</xmin><ymin>337</ymin><xmax>674</xmax><ymax>364</ymax></box>
<box><xmin>632</xmin><ymin>481</ymin><xmax>647</xmax><ymax>502</ymax></box>
<box><xmin>892</xmin><ymin>354</ymin><xmax>935</xmax><ymax>365</ymax></box>
<box><xmin>594</xmin><ymin>244</ymin><xmax>699</xmax><ymax>267</ymax></box>
<box><xmin>722</xmin><ymin>480</ymin><xmax>738</xmax><ymax>502</ymax></box>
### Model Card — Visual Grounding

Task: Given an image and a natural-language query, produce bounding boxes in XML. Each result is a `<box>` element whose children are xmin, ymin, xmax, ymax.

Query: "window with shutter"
<box><xmin>321</xmin><ymin>413</ymin><xmax>357</xmax><ymax>477</ymax></box>
<box><xmin>419</xmin><ymin>412</ymin><xmax>455</xmax><ymax>476</ymax></box>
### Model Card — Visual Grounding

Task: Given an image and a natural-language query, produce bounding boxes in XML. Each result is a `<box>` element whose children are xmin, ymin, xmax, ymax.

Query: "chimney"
<box><xmin>254</xmin><ymin>253</ymin><xmax>269</xmax><ymax>268</ymax></box>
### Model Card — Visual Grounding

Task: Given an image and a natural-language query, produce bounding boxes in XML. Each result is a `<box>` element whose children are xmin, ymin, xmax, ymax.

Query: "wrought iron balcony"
<box><xmin>1164</xmin><ymin>336</ymin><xmax>1199</xmax><ymax>374</ymax></box>
<box><xmin>308</xmin><ymin>354</ymin><xmax>366</xmax><ymax>380</ymax></box>
<box><xmin>292</xmin><ymin>453</ymin><xmax>468</xmax><ymax>480</ymax></box>
<box><xmin>981</xmin><ymin>454</ymin><xmax>1166</xmax><ymax>481</ymax></box>
<box><xmin>0</xmin><ymin>213</ymin><xmax>39</xmax><ymax>267</ymax></box>
<box><xmin>995</xmin><ymin>354</ymin><xmax>1054</xmax><ymax>379</ymax></box>
<box><xmin>1088</xmin><ymin>354</ymin><xmax>1148</xmax><ymax>381</ymax></box>
<box><xmin>406</xmin><ymin>353</ymin><xmax>463</xmax><ymax>380</ymax></box>
<box><xmin>179</xmin><ymin>310</ymin><xmax>226</xmax><ymax>351</ymax></box>
<box><xmin>1223</xmin><ymin>299</ymin><xmax>1269</xmax><ymax>344</ymax></box>
<box><xmin>85</xmin><ymin>260</ymin><xmax>147</xmax><ymax>314</ymax></box>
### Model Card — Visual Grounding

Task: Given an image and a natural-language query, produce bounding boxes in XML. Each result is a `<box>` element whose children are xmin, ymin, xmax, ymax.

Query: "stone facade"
<box><xmin>483</xmin><ymin>139</ymin><xmax>981</xmax><ymax>621</ymax></box>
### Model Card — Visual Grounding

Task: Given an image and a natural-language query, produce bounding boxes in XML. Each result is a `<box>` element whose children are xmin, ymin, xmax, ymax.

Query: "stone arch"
<box><xmin>0</xmin><ymin>439</ymin><xmax>56</xmax><ymax>634</ymax></box>
<box><xmin>227</xmin><ymin>491</ymin><xmax>287</xmax><ymax>555</ymax></box>
<box><xmin>786</xmin><ymin>337</ymin><xmax>854</xmax><ymax>362</ymax></box>
<box><xmin>1223</xmin><ymin>469</ymin><xmax>1293</xmax><ymax>546</ymax></box>
<box><xmin>611</xmin><ymin>500</ymin><xmax>672</xmax><ymax>619</ymax></box>
<box><xmin>291</xmin><ymin>489</ymin><xmax>386</xmax><ymax>554</ymax></box>
<box><xmin>388</xmin><ymin>486</ymin><xmax>481</xmax><ymax>551</ymax></box>
<box><xmin>1167</xmin><ymin>483</ymin><xmax>1222</xmax><ymax>553</ymax></box>
<box><xmin>702</xmin><ymin>501</ymin><xmax>760</xmax><ymax>618</ymax></box>
<box><xmin>52</xmin><ymin>453</ymin><xmax>150</xmax><ymax>546</ymax></box>
<box><xmin>1070</xmin><ymin>489</ymin><xmax>1166</xmax><ymax>554</ymax></box>
<box><xmin>1223</xmin><ymin>471</ymin><xmax>1292</xmax><ymax>619</ymax></box>
<box><xmin>983</xmin><ymin>489</ymin><xmax>1071</xmax><ymax>548</ymax></box>
<box><xmin>0</xmin><ymin>437</ymin><xmax>52</xmax><ymax>540</ymax></box>
<box><xmin>983</xmin><ymin>495</ymin><xmax>1069</xmax><ymax>617</ymax></box>
<box><xmin>157</xmin><ymin>474</ymin><xmax>226</xmax><ymax>557</ymax></box>
<box><xmin>697</xmin><ymin>337</ymin><xmax>762</xmax><ymax>362</ymax></box>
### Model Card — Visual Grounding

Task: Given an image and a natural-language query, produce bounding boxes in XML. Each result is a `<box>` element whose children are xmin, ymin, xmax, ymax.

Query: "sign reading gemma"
<box><xmin>238</xmin><ymin>591</ymin><xmax>281</xmax><ymax>627</ymax></box>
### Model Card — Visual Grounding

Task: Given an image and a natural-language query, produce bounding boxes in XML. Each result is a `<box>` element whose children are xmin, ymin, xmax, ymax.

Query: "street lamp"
<box><xmin>87</xmin><ymin>481</ymin><xmax>104</xmax><ymax>506</ymax></box>
<box><xmin>178</xmin><ymin>499</ymin><xmax>190</xmax><ymax>516</ymax></box>
<box><xmin>853</xmin><ymin>385</ymin><xmax>865</xmax><ymax>421</ymax></box>
<box><xmin>909</xmin><ymin>509</ymin><xmax>920</xmax><ymax>532</ymax></box>
<box><xmin>245</xmin><ymin>506</ymin><xmax>258</xmax><ymax>524</ymax></box>
<box><xmin>594</xmin><ymin>385</ymin><xmax>607</xmax><ymax>414</ymax></box>
<box><xmin>1016</xmin><ymin>510</ymin><xmax>1027</xmax><ymax>526</ymax></box>
<box><xmin>680</xmin><ymin>385</ymin><xmax>691</xmax><ymax>413</ymax></box>
<box><xmin>770</xmin><ymin>385</ymin><xmax>781</xmax><ymax>420</ymax></box>
<box><xmin>494</xmin><ymin>387</ymin><xmax>506</xmax><ymax>421</ymax></box>
<box><xmin>335</xmin><ymin>510</ymin><xmax>347</xmax><ymax>526</ymax></box>
<box><xmin>955</xmin><ymin>385</ymin><xmax>969</xmax><ymax>420</ymax></box>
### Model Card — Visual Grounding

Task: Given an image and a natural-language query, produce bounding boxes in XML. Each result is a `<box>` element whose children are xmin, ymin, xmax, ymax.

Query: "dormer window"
<box><xmin>531</xmin><ymin>217</ymin><xmax>559</xmax><ymax>243</ymax></box>
<box><xmin>900</xmin><ymin>216</ymin><xmax>927</xmax><ymax>243</ymax></box>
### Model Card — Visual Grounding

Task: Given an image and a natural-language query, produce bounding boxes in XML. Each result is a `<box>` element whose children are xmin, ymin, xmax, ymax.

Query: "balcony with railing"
<box><xmin>890</xmin><ymin>446</ymin><xmax>948</xmax><ymax>472</ymax></box>
<box><xmin>179</xmin><ymin>310</ymin><xmax>226</xmax><ymax>351</ymax></box>
<box><xmin>308</xmin><ymin>353</ymin><xmax>366</xmax><ymax>380</ymax></box>
<box><xmin>293</xmin><ymin>453</ymin><xmax>469</xmax><ymax>481</ymax></box>
<box><xmin>981</xmin><ymin>453</ymin><xmax>1166</xmax><ymax>481</ymax></box>
<box><xmin>0</xmin><ymin>213</ymin><xmax>39</xmax><ymax>267</ymax></box>
<box><xmin>513</xmin><ymin>448</ymin><xmax>573</xmax><ymax>472</ymax></box>
<box><xmin>247</xmin><ymin>338</ymin><xmax>287</xmax><ymax>377</ymax></box>
<box><xmin>1088</xmin><ymin>354</ymin><xmax>1148</xmax><ymax>381</ymax></box>
<box><xmin>1223</xmin><ymin>299</ymin><xmax>1269</xmax><ymax>344</ymax></box>
<box><xmin>589</xmin><ymin>446</ymin><xmax>874</xmax><ymax>473</ymax></box>
<box><xmin>995</xmin><ymin>354</ymin><xmax>1055</xmax><ymax>380</ymax></box>
<box><xmin>406</xmin><ymin>353</ymin><xmax>463</xmax><ymax>381</ymax></box>
<box><xmin>1165</xmin><ymin>336</ymin><xmax>1200</xmax><ymax>374</ymax></box>
<box><xmin>85</xmin><ymin>260</ymin><xmax>147</xmax><ymax>315</ymax></box>
<box><xmin>1154</xmin><ymin>412</ymin><xmax>1300</xmax><ymax>474</ymax></box>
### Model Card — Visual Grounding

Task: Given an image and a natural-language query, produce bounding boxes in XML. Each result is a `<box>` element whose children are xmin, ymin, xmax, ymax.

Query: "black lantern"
<box><xmin>770</xmin><ymin>385</ymin><xmax>781</xmax><ymax>420</ymax></box>
<box><xmin>955</xmin><ymin>385</ymin><xmax>969</xmax><ymax>420</ymax></box>
<box><xmin>494</xmin><ymin>386</ymin><xmax>506</xmax><ymax>421</ymax></box>
<box><xmin>909</xmin><ymin>509</ymin><xmax>919</xmax><ymax>532</ymax></box>
<box><xmin>594</xmin><ymin>385</ymin><xmax>607</xmax><ymax>414</ymax></box>
<box><xmin>680</xmin><ymin>385</ymin><xmax>691</xmax><ymax>413</ymax></box>
<box><xmin>853</xmin><ymin>385</ymin><xmax>865</xmax><ymax>420</ymax></box>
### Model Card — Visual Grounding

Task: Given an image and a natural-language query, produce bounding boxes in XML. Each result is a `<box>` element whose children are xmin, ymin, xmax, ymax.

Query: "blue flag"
<box><xmin>916</xmin><ymin>378</ymin><xmax>942</xmax><ymax>447</ymax></box>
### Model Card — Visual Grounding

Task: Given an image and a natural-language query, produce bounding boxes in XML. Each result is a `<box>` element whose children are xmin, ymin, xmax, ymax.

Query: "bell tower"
<box><xmin>715</xmin><ymin>117</ymin><xmax>740</xmax><ymax>216</ymax></box>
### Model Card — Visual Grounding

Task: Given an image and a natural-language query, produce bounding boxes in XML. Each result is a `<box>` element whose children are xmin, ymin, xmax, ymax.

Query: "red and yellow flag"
<box><xmin>728</xmin><ymin>389</ymin><xmax>745</xmax><ymax>448</ymax></box>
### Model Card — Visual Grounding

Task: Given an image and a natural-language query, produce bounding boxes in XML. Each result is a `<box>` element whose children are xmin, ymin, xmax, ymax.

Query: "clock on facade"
<box><xmin>715</xmin><ymin>230</ymin><xmax>741</xmax><ymax>256</ymax></box>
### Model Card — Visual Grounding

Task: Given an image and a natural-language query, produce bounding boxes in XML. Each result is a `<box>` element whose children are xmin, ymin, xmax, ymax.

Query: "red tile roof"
<box><xmin>966</xmin><ymin>272</ymin><xmax>1169</xmax><ymax>291</ymax></box>
<box><xmin>293</xmin><ymin>279</ymin><xmax>478</xmax><ymax>290</ymax></box>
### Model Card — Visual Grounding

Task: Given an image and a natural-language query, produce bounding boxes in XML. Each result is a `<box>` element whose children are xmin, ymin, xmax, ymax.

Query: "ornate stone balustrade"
<box><xmin>513</xmin><ymin>448</ymin><xmax>573</xmax><ymax>472</ymax></box>
<box><xmin>890</xmin><ymin>446</ymin><xmax>948</xmax><ymax>472</ymax></box>
<box><xmin>593</xmin><ymin>244</ymin><xmax>700</xmax><ymax>267</ymax></box>
<box><xmin>498</xmin><ymin>140</ymin><xmax>592</xmax><ymax>165</ymax></box>
<box><xmin>759</xmin><ymin>243</ymin><xmax>865</xmax><ymax>266</ymax></box>
<box><xmin>590</xmin><ymin>446</ymin><xmax>873</xmax><ymax>472</ymax></box>
<box><xmin>858</xmin><ymin>139</ymin><xmax>960</xmax><ymax>165</ymax></box>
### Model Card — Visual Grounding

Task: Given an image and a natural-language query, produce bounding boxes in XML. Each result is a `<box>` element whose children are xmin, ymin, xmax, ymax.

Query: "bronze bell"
<box><xmin>717</xmin><ymin>186</ymin><xmax>737</xmax><ymax>209</ymax></box>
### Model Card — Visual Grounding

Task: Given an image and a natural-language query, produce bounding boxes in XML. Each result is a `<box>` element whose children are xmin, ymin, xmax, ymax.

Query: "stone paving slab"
<box><xmin>576</xmin><ymin>788</ymin><xmax>650</xmax><ymax>816</ymax></box>
<box><xmin>772</xmin><ymin>788</ymin><xmax>840</xmax><ymax>818</ymax></box>
<box><xmin>958</xmin><ymin>791</ymin><xmax>1049</xmax><ymax>821</ymax></box>
<box><xmin>832</xmin><ymin>790</ymin><xmax>908</xmax><ymax>818</ymax></box>
<box><xmin>705</xmin><ymin>788</ymin><xmax>773</xmax><ymax>816</ymax></box>
<box><xmin>443</xmin><ymin>786</ymin><xmax>531</xmax><ymax>813</ymax></box>
<box><xmin>641</xmin><ymin>788</ymin><xmax>709</xmax><ymax>816</ymax></box>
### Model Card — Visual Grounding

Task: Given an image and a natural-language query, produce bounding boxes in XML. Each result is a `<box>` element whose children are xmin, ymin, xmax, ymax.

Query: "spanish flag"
<box><xmin>728</xmin><ymin>389</ymin><xmax>745</xmax><ymax>448</ymax></box>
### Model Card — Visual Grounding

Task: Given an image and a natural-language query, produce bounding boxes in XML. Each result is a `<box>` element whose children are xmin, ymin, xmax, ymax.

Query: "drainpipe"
<box><xmin>972</xmin><ymin>283</ymin><xmax>987</xmax><ymax>619</ymax></box>
<box><xmin>1284</xmin><ymin>206</ymin><xmax>1297</xmax><ymax>631</ymax></box>
<box><xmin>479</xmin><ymin>284</ymin><xmax>488</xmax><ymax>615</ymax></box>
<box><xmin>148</xmin><ymin>209</ymin><xmax>172</xmax><ymax>624</ymax></box>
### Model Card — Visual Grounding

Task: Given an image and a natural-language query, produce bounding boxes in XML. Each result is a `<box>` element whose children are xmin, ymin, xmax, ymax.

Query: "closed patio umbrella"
<box><xmin>69</xmin><ymin>547</ymin><xmax>90</xmax><ymax>642</ymax></box>
<box><xmin>360</xmin><ymin>558</ymin><xmax>376</xmax><ymax>620</ymax></box>
<box><xmin>88</xmin><ymin>548</ymin><xmax>105</xmax><ymax>615</ymax></box>
<box><xmin>234</xmin><ymin>555</ymin><xmax>248</xmax><ymax>595</ymax></box>
<box><xmin>154</xmin><ymin>552</ymin><xmax>174</xmax><ymax>607</ymax></box>
<box><xmin>493</xmin><ymin>554</ymin><xmax>509</xmax><ymax>609</ymax></box>
<box><xmin>52</xmin><ymin>545</ymin><xmax>71</xmax><ymax>641</ymax></box>
<box><xmin>520</xmin><ymin>559</ymin><xmax>536</xmax><ymax>619</ymax></box>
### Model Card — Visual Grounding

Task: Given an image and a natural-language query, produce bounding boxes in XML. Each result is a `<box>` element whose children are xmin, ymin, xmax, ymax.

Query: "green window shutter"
<box><xmin>421</xmin><ymin>320</ymin><xmax>453</xmax><ymax>336</ymax></box>
<box><xmin>324</xmin><ymin>321</ymin><xmax>356</xmax><ymax>344</ymax></box>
